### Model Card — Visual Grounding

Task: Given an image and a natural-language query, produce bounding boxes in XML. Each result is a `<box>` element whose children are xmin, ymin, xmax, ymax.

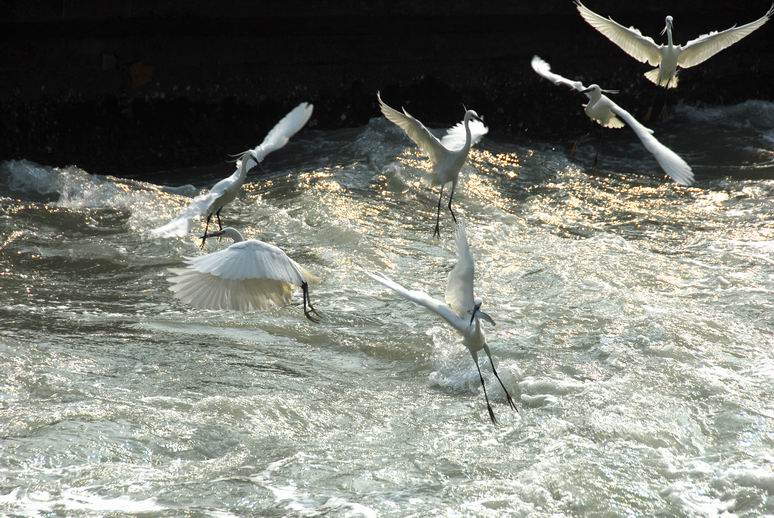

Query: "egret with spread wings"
<box><xmin>576</xmin><ymin>1</ymin><xmax>774</xmax><ymax>89</ymax></box>
<box><xmin>151</xmin><ymin>102</ymin><xmax>314</xmax><ymax>245</ymax></box>
<box><xmin>365</xmin><ymin>221</ymin><xmax>517</xmax><ymax>424</ymax></box>
<box><xmin>378</xmin><ymin>92</ymin><xmax>488</xmax><ymax>238</ymax></box>
<box><xmin>531</xmin><ymin>56</ymin><xmax>694</xmax><ymax>186</ymax></box>
<box><xmin>167</xmin><ymin>227</ymin><xmax>321</xmax><ymax>323</ymax></box>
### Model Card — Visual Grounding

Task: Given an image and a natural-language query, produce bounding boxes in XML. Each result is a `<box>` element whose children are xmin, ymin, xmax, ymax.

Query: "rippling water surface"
<box><xmin>1</xmin><ymin>101</ymin><xmax>773</xmax><ymax>516</ymax></box>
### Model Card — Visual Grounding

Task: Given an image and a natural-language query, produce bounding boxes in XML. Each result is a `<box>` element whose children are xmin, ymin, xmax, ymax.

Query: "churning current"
<box><xmin>1</xmin><ymin>101</ymin><xmax>773</xmax><ymax>516</ymax></box>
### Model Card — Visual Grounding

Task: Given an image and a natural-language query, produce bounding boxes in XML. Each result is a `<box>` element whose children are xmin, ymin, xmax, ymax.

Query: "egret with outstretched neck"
<box><xmin>531</xmin><ymin>55</ymin><xmax>694</xmax><ymax>186</ymax></box>
<box><xmin>576</xmin><ymin>1</ymin><xmax>774</xmax><ymax>89</ymax></box>
<box><xmin>150</xmin><ymin>102</ymin><xmax>314</xmax><ymax>244</ymax></box>
<box><xmin>378</xmin><ymin>92</ymin><xmax>488</xmax><ymax>237</ymax></box>
<box><xmin>167</xmin><ymin>227</ymin><xmax>321</xmax><ymax>323</ymax></box>
<box><xmin>366</xmin><ymin>220</ymin><xmax>517</xmax><ymax>424</ymax></box>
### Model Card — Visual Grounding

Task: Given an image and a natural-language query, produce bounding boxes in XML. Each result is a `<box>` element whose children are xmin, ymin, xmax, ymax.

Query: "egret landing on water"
<box><xmin>167</xmin><ymin>227</ymin><xmax>321</xmax><ymax>323</ymax></box>
<box><xmin>576</xmin><ymin>1</ymin><xmax>774</xmax><ymax>90</ymax></box>
<box><xmin>531</xmin><ymin>55</ymin><xmax>694</xmax><ymax>186</ymax></box>
<box><xmin>150</xmin><ymin>102</ymin><xmax>314</xmax><ymax>243</ymax></box>
<box><xmin>366</xmin><ymin>220</ymin><xmax>517</xmax><ymax>424</ymax></box>
<box><xmin>377</xmin><ymin>92</ymin><xmax>488</xmax><ymax>238</ymax></box>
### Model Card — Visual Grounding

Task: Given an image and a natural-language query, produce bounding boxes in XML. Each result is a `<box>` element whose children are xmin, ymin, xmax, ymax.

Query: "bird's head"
<box><xmin>241</xmin><ymin>150</ymin><xmax>262</xmax><ymax>174</ymax></box>
<box><xmin>470</xmin><ymin>298</ymin><xmax>496</xmax><ymax>327</ymax></box>
<box><xmin>580</xmin><ymin>84</ymin><xmax>619</xmax><ymax>96</ymax></box>
<box><xmin>201</xmin><ymin>227</ymin><xmax>245</xmax><ymax>243</ymax></box>
<box><xmin>661</xmin><ymin>16</ymin><xmax>674</xmax><ymax>36</ymax></box>
<box><xmin>464</xmin><ymin>109</ymin><xmax>485</xmax><ymax>124</ymax></box>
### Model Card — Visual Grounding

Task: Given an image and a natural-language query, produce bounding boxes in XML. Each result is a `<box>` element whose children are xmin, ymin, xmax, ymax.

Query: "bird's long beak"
<box><xmin>601</xmin><ymin>89</ymin><xmax>620</xmax><ymax>95</ymax></box>
<box><xmin>247</xmin><ymin>152</ymin><xmax>263</xmax><ymax>173</ymax></box>
<box><xmin>580</xmin><ymin>87</ymin><xmax>593</xmax><ymax>94</ymax></box>
<box><xmin>203</xmin><ymin>229</ymin><xmax>225</xmax><ymax>239</ymax></box>
<box><xmin>660</xmin><ymin>25</ymin><xmax>667</xmax><ymax>36</ymax></box>
<box><xmin>472</xmin><ymin>114</ymin><xmax>484</xmax><ymax>123</ymax></box>
<box><xmin>469</xmin><ymin>304</ymin><xmax>496</xmax><ymax>327</ymax></box>
<box><xmin>478</xmin><ymin>310</ymin><xmax>496</xmax><ymax>326</ymax></box>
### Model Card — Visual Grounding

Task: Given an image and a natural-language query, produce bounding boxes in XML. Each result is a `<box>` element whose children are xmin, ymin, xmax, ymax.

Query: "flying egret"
<box><xmin>365</xmin><ymin>221</ymin><xmax>517</xmax><ymax>424</ymax></box>
<box><xmin>377</xmin><ymin>92</ymin><xmax>488</xmax><ymax>238</ymax></box>
<box><xmin>150</xmin><ymin>102</ymin><xmax>314</xmax><ymax>245</ymax></box>
<box><xmin>531</xmin><ymin>55</ymin><xmax>694</xmax><ymax>186</ymax></box>
<box><xmin>576</xmin><ymin>1</ymin><xmax>774</xmax><ymax>89</ymax></box>
<box><xmin>167</xmin><ymin>227</ymin><xmax>321</xmax><ymax>323</ymax></box>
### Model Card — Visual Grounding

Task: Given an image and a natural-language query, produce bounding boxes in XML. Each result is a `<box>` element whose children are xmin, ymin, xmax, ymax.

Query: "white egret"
<box><xmin>377</xmin><ymin>92</ymin><xmax>488</xmax><ymax>237</ymax></box>
<box><xmin>167</xmin><ymin>227</ymin><xmax>320</xmax><ymax>323</ymax></box>
<box><xmin>365</xmin><ymin>221</ymin><xmax>517</xmax><ymax>423</ymax></box>
<box><xmin>150</xmin><ymin>102</ymin><xmax>314</xmax><ymax>245</ymax></box>
<box><xmin>531</xmin><ymin>55</ymin><xmax>694</xmax><ymax>186</ymax></box>
<box><xmin>576</xmin><ymin>1</ymin><xmax>774</xmax><ymax>89</ymax></box>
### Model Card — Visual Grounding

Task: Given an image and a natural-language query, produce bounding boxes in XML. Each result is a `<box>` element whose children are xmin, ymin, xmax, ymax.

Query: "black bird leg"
<box><xmin>200</xmin><ymin>214</ymin><xmax>213</xmax><ymax>249</ymax></box>
<box><xmin>433</xmin><ymin>185</ymin><xmax>444</xmax><ymax>238</ymax></box>
<box><xmin>447</xmin><ymin>181</ymin><xmax>458</xmax><ymax>224</ymax></box>
<box><xmin>484</xmin><ymin>344</ymin><xmax>518</xmax><ymax>412</ymax></box>
<box><xmin>304</xmin><ymin>282</ymin><xmax>321</xmax><ymax>317</ymax></box>
<box><xmin>215</xmin><ymin>208</ymin><xmax>223</xmax><ymax>231</ymax></box>
<box><xmin>301</xmin><ymin>282</ymin><xmax>320</xmax><ymax>323</ymax></box>
<box><xmin>658</xmin><ymin>87</ymin><xmax>670</xmax><ymax>121</ymax></box>
<box><xmin>645</xmin><ymin>89</ymin><xmax>659</xmax><ymax>121</ymax></box>
<box><xmin>472</xmin><ymin>350</ymin><xmax>497</xmax><ymax>424</ymax></box>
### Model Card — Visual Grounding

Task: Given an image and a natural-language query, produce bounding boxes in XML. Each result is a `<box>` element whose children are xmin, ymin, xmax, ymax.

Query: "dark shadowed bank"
<box><xmin>2</xmin><ymin>0</ymin><xmax>773</xmax><ymax>179</ymax></box>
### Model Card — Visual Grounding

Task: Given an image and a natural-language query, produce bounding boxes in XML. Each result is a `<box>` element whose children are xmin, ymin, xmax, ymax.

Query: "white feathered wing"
<box><xmin>445</xmin><ymin>221</ymin><xmax>475</xmax><ymax>319</ymax></box>
<box><xmin>168</xmin><ymin>240</ymin><xmax>313</xmax><ymax>311</ymax></box>
<box><xmin>608</xmin><ymin>101</ymin><xmax>694</xmax><ymax>186</ymax></box>
<box><xmin>150</xmin><ymin>102</ymin><xmax>313</xmax><ymax>238</ymax></box>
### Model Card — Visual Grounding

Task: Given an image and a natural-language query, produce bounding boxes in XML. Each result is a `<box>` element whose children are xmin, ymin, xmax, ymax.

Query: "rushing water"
<box><xmin>1</xmin><ymin>101</ymin><xmax>773</xmax><ymax>516</ymax></box>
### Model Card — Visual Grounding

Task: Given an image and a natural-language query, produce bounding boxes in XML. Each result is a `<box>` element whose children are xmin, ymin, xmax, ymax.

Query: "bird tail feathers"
<box><xmin>299</xmin><ymin>266</ymin><xmax>320</xmax><ymax>284</ymax></box>
<box><xmin>644</xmin><ymin>69</ymin><xmax>678</xmax><ymax>89</ymax></box>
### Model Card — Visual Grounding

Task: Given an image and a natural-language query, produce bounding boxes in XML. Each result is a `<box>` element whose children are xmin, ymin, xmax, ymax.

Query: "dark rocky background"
<box><xmin>1</xmin><ymin>1</ymin><xmax>773</xmax><ymax>179</ymax></box>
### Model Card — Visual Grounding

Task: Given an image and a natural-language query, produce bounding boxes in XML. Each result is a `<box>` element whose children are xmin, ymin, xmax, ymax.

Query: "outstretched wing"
<box><xmin>608</xmin><ymin>100</ymin><xmax>694</xmax><ymax>186</ymax></box>
<box><xmin>445</xmin><ymin>221</ymin><xmax>475</xmax><ymax>318</ymax></box>
<box><xmin>251</xmin><ymin>102</ymin><xmax>314</xmax><ymax>163</ymax></box>
<box><xmin>149</xmin><ymin>190</ymin><xmax>220</xmax><ymax>238</ymax></box>
<box><xmin>575</xmin><ymin>1</ymin><xmax>662</xmax><ymax>66</ymax></box>
<box><xmin>531</xmin><ymin>55</ymin><xmax>587</xmax><ymax>92</ymax></box>
<box><xmin>365</xmin><ymin>271</ymin><xmax>467</xmax><ymax>333</ymax></box>
<box><xmin>440</xmin><ymin>119</ymin><xmax>489</xmax><ymax>151</ymax></box>
<box><xmin>168</xmin><ymin>239</ymin><xmax>311</xmax><ymax>311</ymax></box>
<box><xmin>378</xmin><ymin>92</ymin><xmax>448</xmax><ymax>163</ymax></box>
<box><xmin>678</xmin><ymin>4</ymin><xmax>774</xmax><ymax>68</ymax></box>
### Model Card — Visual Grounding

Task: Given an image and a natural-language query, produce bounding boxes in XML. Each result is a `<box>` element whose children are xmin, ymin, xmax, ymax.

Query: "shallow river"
<box><xmin>1</xmin><ymin>101</ymin><xmax>773</xmax><ymax>516</ymax></box>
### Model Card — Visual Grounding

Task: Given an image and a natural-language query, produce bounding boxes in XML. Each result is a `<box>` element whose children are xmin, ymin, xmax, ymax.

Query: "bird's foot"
<box><xmin>506</xmin><ymin>393</ymin><xmax>519</xmax><ymax>412</ymax></box>
<box><xmin>433</xmin><ymin>224</ymin><xmax>441</xmax><ymax>239</ymax></box>
<box><xmin>487</xmin><ymin>404</ymin><xmax>498</xmax><ymax>425</ymax></box>
<box><xmin>307</xmin><ymin>302</ymin><xmax>321</xmax><ymax>318</ymax></box>
<box><xmin>303</xmin><ymin>308</ymin><xmax>320</xmax><ymax>324</ymax></box>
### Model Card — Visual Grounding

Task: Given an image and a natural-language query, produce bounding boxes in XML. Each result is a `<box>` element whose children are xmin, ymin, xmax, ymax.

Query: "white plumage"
<box><xmin>377</xmin><ymin>92</ymin><xmax>488</xmax><ymax>237</ymax></box>
<box><xmin>366</xmin><ymin>220</ymin><xmax>516</xmax><ymax>423</ymax></box>
<box><xmin>167</xmin><ymin>227</ymin><xmax>320</xmax><ymax>322</ymax></box>
<box><xmin>531</xmin><ymin>56</ymin><xmax>694</xmax><ymax>186</ymax></box>
<box><xmin>445</xmin><ymin>220</ymin><xmax>475</xmax><ymax>320</ymax></box>
<box><xmin>576</xmin><ymin>1</ymin><xmax>774</xmax><ymax>89</ymax></box>
<box><xmin>150</xmin><ymin>102</ymin><xmax>314</xmax><ymax>239</ymax></box>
